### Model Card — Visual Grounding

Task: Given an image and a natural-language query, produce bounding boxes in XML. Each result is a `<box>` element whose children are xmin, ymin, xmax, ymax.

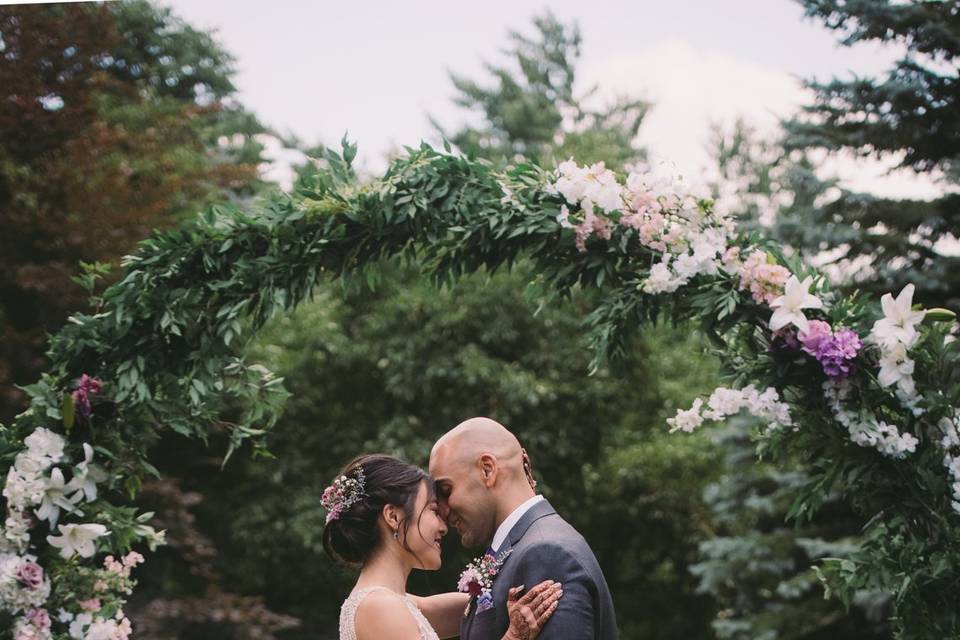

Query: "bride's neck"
<box><xmin>356</xmin><ymin>546</ymin><xmax>412</xmax><ymax>595</ymax></box>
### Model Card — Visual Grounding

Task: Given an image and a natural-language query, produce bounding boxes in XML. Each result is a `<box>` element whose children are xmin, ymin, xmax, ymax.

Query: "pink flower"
<box><xmin>27</xmin><ymin>608</ymin><xmax>51</xmax><ymax>631</ymax></box>
<box><xmin>122</xmin><ymin>551</ymin><xmax>144</xmax><ymax>568</ymax></box>
<box><xmin>738</xmin><ymin>251</ymin><xmax>791</xmax><ymax>305</ymax></box>
<box><xmin>16</xmin><ymin>561</ymin><xmax>44</xmax><ymax>590</ymax></box>
<box><xmin>80</xmin><ymin>598</ymin><xmax>102</xmax><ymax>613</ymax></box>
<box><xmin>799</xmin><ymin>320</ymin><xmax>833</xmax><ymax>357</ymax></box>
<box><xmin>94</xmin><ymin>580</ymin><xmax>109</xmax><ymax>592</ymax></box>
<box><xmin>722</xmin><ymin>246</ymin><xmax>742</xmax><ymax>269</ymax></box>
<box><xmin>104</xmin><ymin>555</ymin><xmax>125</xmax><ymax>575</ymax></box>
<box><xmin>72</xmin><ymin>374</ymin><xmax>103</xmax><ymax>421</ymax></box>
<box><xmin>573</xmin><ymin>204</ymin><xmax>613</xmax><ymax>252</ymax></box>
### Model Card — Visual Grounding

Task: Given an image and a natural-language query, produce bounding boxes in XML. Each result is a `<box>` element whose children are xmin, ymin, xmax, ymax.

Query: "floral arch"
<box><xmin>1</xmin><ymin>142</ymin><xmax>958</xmax><ymax>639</ymax></box>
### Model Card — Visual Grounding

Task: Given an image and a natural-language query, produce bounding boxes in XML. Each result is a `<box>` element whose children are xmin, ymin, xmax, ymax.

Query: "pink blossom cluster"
<box><xmin>457</xmin><ymin>549</ymin><xmax>511</xmax><ymax>599</ymax></box>
<box><xmin>14</xmin><ymin>608</ymin><xmax>51</xmax><ymax>640</ymax></box>
<box><xmin>734</xmin><ymin>250</ymin><xmax>791</xmax><ymax>305</ymax></box>
<box><xmin>103</xmin><ymin>552</ymin><xmax>144</xmax><ymax>579</ymax></box>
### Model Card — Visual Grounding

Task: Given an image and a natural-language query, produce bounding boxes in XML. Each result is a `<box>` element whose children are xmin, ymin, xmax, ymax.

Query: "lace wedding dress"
<box><xmin>339</xmin><ymin>586</ymin><xmax>440</xmax><ymax>640</ymax></box>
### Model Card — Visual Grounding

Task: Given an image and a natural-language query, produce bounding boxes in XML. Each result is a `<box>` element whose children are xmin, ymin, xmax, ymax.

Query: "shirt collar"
<box><xmin>491</xmin><ymin>494</ymin><xmax>545</xmax><ymax>553</ymax></box>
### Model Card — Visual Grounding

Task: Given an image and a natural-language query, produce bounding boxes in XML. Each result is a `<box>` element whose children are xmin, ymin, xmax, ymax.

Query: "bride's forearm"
<box><xmin>406</xmin><ymin>592</ymin><xmax>471</xmax><ymax>639</ymax></box>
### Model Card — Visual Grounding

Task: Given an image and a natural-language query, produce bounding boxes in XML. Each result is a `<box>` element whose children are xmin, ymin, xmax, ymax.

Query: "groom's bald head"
<box><xmin>430</xmin><ymin>417</ymin><xmax>537</xmax><ymax>549</ymax></box>
<box><xmin>432</xmin><ymin>417</ymin><xmax>523</xmax><ymax>467</ymax></box>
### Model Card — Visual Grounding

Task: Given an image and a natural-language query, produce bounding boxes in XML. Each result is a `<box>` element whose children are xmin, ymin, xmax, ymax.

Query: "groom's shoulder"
<box><xmin>514</xmin><ymin>511</ymin><xmax>597</xmax><ymax>566</ymax></box>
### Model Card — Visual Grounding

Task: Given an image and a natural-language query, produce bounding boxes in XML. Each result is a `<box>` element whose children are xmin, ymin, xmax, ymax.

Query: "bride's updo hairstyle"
<box><xmin>322</xmin><ymin>454</ymin><xmax>433</xmax><ymax>565</ymax></box>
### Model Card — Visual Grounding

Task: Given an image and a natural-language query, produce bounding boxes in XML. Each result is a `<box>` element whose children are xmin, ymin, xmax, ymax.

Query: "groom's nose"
<box><xmin>437</xmin><ymin>500</ymin><xmax>451</xmax><ymax>521</ymax></box>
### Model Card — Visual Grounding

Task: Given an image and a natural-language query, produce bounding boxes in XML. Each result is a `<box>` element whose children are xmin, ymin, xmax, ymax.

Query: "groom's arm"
<box><xmin>513</xmin><ymin>543</ymin><xmax>596</xmax><ymax>640</ymax></box>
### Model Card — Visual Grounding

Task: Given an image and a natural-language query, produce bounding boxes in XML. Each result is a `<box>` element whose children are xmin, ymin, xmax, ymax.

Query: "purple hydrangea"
<box><xmin>815</xmin><ymin>328</ymin><xmax>862</xmax><ymax>379</ymax></box>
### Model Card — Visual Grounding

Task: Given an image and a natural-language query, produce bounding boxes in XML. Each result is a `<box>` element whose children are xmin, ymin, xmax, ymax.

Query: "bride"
<box><xmin>323</xmin><ymin>454</ymin><xmax>563</xmax><ymax>640</ymax></box>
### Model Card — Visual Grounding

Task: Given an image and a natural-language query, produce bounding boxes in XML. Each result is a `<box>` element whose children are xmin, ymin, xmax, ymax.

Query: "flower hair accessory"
<box><xmin>321</xmin><ymin>467</ymin><xmax>366</xmax><ymax>524</ymax></box>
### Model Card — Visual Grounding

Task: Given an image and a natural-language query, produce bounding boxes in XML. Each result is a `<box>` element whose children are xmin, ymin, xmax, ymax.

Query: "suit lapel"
<box><xmin>506</xmin><ymin>498</ymin><xmax>556</xmax><ymax>547</ymax></box>
<box><xmin>462</xmin><ymin>499</ymin><xmax>557</xmax><ymax>640</ymax></box>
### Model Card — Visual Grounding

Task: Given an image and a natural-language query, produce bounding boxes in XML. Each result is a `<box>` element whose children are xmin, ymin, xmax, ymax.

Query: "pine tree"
<box><xmin>784</xmin><ymin>0</ymin><xmax>960</xmax><ymax>307</ymax></box>
<box><xmin>432</xmin><ymin>11</ymin><xmax>648</xmax><ymax>169</ymax></box>
<box><xmin>691</xmin><ymin>422</ymin><xmax>890</xmax><ymax>640</ymax></box>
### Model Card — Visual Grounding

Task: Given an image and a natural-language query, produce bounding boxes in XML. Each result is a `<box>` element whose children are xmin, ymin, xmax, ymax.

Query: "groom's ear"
<box><xmin>478</xmin><ymin>453</ymin><xmax>498</xmax><ymax>488</ymax></box>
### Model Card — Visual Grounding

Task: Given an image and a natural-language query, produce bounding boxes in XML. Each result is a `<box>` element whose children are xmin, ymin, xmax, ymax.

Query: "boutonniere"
<box><xmin>458</xmin><ymin>548</ymin><xmax>512</xmax><ymax>615</ymax></box>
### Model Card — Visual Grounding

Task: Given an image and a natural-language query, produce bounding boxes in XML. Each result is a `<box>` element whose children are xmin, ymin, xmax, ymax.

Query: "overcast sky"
<box><xmin>160</xmin><ymin>0</ymin><xmax>946</xmax><ymax>198</ymax></box>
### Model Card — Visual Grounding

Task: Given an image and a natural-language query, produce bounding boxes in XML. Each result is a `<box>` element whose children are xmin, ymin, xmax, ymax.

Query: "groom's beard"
<box><xmin>449</xmin><ymin>514</ymin><xmax>494</xmax><ymax>550</ymax></box>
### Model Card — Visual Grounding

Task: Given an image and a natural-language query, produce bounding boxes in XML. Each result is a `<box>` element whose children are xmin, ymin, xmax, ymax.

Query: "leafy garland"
<box><xmin>1</xmin><ymin>141</ymin><xmax>957</xmax><ymax>639</ymax></box>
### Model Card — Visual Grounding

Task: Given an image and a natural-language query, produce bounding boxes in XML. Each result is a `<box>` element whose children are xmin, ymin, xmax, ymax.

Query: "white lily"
<box><xmin>46</xmin><ymin>523</ymin><xmax>109</xmax><ymax>559</ymax></box>
<box><xmin>67</xmin><ymin>443</ymin><xmax>106</xmax><ymax>503</ymax></box>
<box><xmin>877</xmin><ymin>342</ymin><xmax>914</xmax><ymax>383</ymax></box>
<box><xmin>870</xmin><ymin>284</ymin><xmax>926</xmax><ymax>349</ymax></box>
<box><xmin>35</xmin><ymin>468</ymin><xmax>83</xmax><ymax>529</ymax></box>
<box><xmin>768</xmin><ymin>275</ymin><xmax>823</xmax><ymax>333</ymax></box>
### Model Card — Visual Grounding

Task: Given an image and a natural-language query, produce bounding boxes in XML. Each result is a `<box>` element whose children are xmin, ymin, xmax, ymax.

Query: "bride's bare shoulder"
<box><xmin>354</xmin><ymin>590</ymin><xmax>422</xmax><ymax>640</ymax></box>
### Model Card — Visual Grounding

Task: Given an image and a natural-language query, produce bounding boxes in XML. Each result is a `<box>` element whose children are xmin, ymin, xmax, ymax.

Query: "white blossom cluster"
<box><xmin>937</xmin><ymin>416</ymin><xmax>960</xmax><ymax>514</ymax></box>
<box><xmin>60</xmin><ymin>608</ymin><xmax>133</xmax><ymax>640</ymax></box>
<box><xmin>667</xmin><ymin>385</ymin><xmax>793</xmax><ymax>434</ymax></box>
<box><xmin>823</xmin><ymin>379</ymin><xmax>919</xmax><ymax>459</ymax></box>
<box><xmin>0</xmin><ymin>552</ymin><xmax>50</xmax><ymax>614</ymax></box>
<box><xmin>551</xmin><ymin>160</ymin><xmax>736</xmax><ymax>293</ymax></box>
<box><xmin>1</xmin><ymin>428</ymin><xmax>109</xmax><ymax>620</ymax></box>
<box><xmin>2</xmin><ymin>429</ymin><xmax>106</xmax><ymax>541</ymax></box>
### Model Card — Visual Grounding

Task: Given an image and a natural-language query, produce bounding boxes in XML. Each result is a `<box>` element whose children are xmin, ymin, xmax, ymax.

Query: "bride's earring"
<box><xmin>393</xmin><ymin>530</ymin><xmax>399</xmax><ymax>541</ymax></box>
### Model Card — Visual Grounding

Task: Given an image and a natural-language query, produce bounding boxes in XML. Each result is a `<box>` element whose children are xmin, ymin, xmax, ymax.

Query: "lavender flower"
<box><xmin>815</xmin><ymin>328</ymin><xmax>862</xmax><ymax>379</ymax></box>
<box><xmin>798</xmin><ymin>320</ymin><xmax>832</xmax><ymax>356</ymax></box>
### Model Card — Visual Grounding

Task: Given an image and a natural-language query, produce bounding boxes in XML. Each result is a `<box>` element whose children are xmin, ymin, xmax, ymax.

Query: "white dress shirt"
<box><xmin>490</xmin><ymin>494</ymin><xmax>545</xmax><ymax>553</ymax></box>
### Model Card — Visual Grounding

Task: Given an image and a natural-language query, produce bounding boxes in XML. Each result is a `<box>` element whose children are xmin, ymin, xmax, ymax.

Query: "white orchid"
<box><xmin>46</xmin><ymin>523</ymin><xmax>109</xmax><ymax>559</ymax></box>
<box><xmin>871</xmin><ymin>284</ymin><xmax>926</xmax><ymax>349</ymax></box>
<box><xmin>35</xmin><ymin>468</ymin><xmax>83</xmax><ymax>529</ymax></box>
<box><xmin>768</xmin><ymin>275</ymin><xmax>823</xmax><ymax>332</ymax></box>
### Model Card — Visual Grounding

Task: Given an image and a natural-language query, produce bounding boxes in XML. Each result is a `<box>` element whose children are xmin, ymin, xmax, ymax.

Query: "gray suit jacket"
<box><xmin>459</xmin><ymin>499</ymin><xmax>617</xmax><ymax>640</ymax></box>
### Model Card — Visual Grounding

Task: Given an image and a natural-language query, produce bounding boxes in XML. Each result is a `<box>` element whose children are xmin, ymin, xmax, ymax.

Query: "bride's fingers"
<box><xmin>535</xmin><ymin>599</ymin><xmax>560</xmax><ymax>624</ymax></box>
<box><xmin>534</xmin><ymin>587</ymin><xmax>562</xmax><ymax>618</ymax></box>
<box><xmin>507</xmin><ymin>585</ymin><xmax>524</xmax><ymax>602</ymax></box>
<box><xmin>517</xmin><ymin>580</ymin><xmax>555</xmax><ymax>605</ymax></box>
<box><xmin>528</xmin><ymin>582</ymin><xmax>561</xmax><ymax>610</ymax></box>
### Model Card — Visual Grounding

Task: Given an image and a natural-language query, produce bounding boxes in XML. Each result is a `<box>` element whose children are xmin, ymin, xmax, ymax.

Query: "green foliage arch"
<box><xmin>2</xmin><ymin>141</ymin><xmax>958</xmax><ymax>639</ymax></box>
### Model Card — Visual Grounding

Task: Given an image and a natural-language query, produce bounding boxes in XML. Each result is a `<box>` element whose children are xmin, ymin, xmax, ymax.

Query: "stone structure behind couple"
<box><xmin>327</xmin><ymin>417</ymin><xmax>617</xmax><ymax>640</ymax></box>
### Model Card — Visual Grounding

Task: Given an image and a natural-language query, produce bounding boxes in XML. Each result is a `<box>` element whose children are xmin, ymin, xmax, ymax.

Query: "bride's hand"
<box><xmin>503</xmin><ymin>580</ymin><xmax>563</xmax><ymax>640</ymax></box>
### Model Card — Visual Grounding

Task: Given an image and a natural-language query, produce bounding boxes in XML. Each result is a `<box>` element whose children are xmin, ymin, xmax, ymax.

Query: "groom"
<box><xmin>429</xmin><ymin>417</ymin><xmax>617</xmax><ymax>640</ymax></box>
